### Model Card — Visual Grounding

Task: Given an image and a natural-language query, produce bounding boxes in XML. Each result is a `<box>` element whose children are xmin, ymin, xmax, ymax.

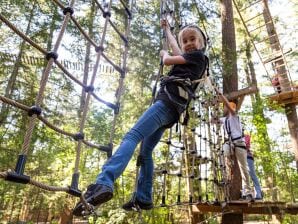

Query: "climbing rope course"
<box><xmin>0</xmin><ymin>0</ymin><xmax>235</xmax><ymax>219</ymax></box>
<box><xmin>1</xmin><ymin>0</ymin><xmax>297</xmax><ymax>223</ymax></box>
<box><xmin>0</xmin><ymin>0</ymin><xmax>133</xmax><ymax>201</ymax></box>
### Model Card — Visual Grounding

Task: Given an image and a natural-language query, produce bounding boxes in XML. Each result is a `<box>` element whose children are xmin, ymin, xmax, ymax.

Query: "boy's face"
<box><xmin>180</xmin><ymin>29</ymin><xmax>202</xmax><ymax>53</ymax></box>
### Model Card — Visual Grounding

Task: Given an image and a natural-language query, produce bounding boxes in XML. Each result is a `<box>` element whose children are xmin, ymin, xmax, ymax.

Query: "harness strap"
<box><xmin>164</xmin><ymin>85</ymin><xmax>189</xmax><ymax>108</ymax></box>
<box><xmin>225</xmin><ymin>118</ymin><xmax>231</xmax><ymax>136</ymax></box>
<box><xmin>161</xmin><ymin>76</ymin><xmax>198</xmax><ymax>108</ymax></box>
<box><xmin>232</xmin><ymin>136</ymin><xmax>242</xmax><ymax>141</ymax></box>
<box><xmin>233</xmin><ymin>144</ymin><xmax>247</xmax><ymax>150</ymax></box>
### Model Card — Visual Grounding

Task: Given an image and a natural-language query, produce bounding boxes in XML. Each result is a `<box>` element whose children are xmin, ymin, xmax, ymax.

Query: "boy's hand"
<box><xmin>160</xmin><ymin>19</ymin><xmax>169</xmax><ymax>30</ymax></box>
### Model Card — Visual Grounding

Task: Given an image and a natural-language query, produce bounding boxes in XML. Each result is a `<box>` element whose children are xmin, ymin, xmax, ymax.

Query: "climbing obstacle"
<box><xmin>0</xmin><ymin>0</ymin><xmax>133</xmax><ymax>203</ymax></box>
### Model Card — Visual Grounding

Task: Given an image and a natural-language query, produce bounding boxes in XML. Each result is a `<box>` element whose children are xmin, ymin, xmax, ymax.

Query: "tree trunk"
<box><xmin>220</xmin><ymin>0</ymin><xmax>238</xmax><ymax>94</ymax></box>
<box><xmin>262</xmin><ymin>0</ymin><xmax>298</xmax><ymax>170</ymax></box>
<box><xmin>183</xmin><ymin>129</ymin><xmax>194</xmax><ymax>224</ymax></box>
<box><xmin>220</xmin><ymin>0</ymin><xmax>242</xmax><ymax>223</ymax></box>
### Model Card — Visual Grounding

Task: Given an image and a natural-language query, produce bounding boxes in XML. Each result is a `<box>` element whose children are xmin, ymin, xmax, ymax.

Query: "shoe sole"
<box><xmin>92</xmin><ymin>191</ymin><xmax>113</xmax><ymax>207</ymax></box>
<box><xmin>73</xmin><ymin>191</ymin><xmax>113</xmax><ymax>216</ymax></box>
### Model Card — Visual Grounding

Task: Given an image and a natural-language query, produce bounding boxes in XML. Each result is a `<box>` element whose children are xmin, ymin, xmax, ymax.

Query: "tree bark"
<box><xmin>183</xmin><ymin>129</ymin><xmax>194</xmax><ymax>224</ymax></box>
<box><xmin>220</xmin><ymin>0</ymin><xmax>242</xmax><ymax>223</ymax></box>
<box><xmin>220</xmin><ymin>0</ymin><xmax>238</xmax><ymax>94</ymax></box>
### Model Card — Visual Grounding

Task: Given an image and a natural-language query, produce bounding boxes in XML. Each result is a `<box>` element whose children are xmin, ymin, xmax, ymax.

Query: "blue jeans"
<box><xmin>247</xmin><ymin>157</ymin><xmax>262</xmax><ymax>198</ymax></box>
<box><xmin>96</xmin><ymin>100</ymin><xmax>177</xmax><ymax>203</ymax></box>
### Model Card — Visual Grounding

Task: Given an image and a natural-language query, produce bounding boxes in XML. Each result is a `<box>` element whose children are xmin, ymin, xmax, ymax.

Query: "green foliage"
<box><xmin>282</xmin><ymin>214</ymin><xmax>298</xmax><ymax>224</ymax></box>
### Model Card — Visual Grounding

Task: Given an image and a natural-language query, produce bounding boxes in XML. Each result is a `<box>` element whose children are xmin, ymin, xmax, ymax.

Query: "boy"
<box><xmin>215</xmin><ymin>94</ymin><xmax>253</xmax><ymax>201</ymax></box>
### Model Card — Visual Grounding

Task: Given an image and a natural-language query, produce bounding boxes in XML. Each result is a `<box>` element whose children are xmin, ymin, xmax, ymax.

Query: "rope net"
<box><xmin>0</xmin><ymin>0</ymin><xmax>133</xmax><ymax>197</ymax></box>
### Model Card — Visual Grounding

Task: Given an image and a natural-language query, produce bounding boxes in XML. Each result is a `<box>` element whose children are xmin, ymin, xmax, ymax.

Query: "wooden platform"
<box><xmin>192</xmin><ymin>201</ymin><xmax>298</xmax><ymax>215</ymax></box>
<box><xmin>269</xmin><ymin>89</ymin><xmax>298</xmax><ymax>105</ymax></box>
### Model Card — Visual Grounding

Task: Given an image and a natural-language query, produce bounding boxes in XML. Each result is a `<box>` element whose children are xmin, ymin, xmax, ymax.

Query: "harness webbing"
<box><xmin>161</xmin><ymin>55</ymin><xmax>209</xmax><ymax>110</ymax></box>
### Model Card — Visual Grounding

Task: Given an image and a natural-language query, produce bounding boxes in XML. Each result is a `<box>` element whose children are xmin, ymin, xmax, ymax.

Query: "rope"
<box><xmin>70</xmin><ymin>0</ymin><xmax>134</xmax><ymax>214</ymax></box>
<box><xmin>94</xmin><ymin>0</ymin><xmax>128</xmax><ymax>44</ymax></box>
<box><xmin>142</xmin><ymin>0</ymin><xmax>231</xmax><ymax>206</ymax></box>
<box><xmin>0</xmin><ymin>0</ymin><xmax>259</xmax><ymax>217</ymax></box>
<box><xmin>150</xmin><ymin>72</ymin><xmax>229</xmax><ymax>205</ymax></box>
<box><xmin>0</xmin><ymin>171</ymin><xmax>69</xmax><ymax>192</ymax></box>
<box><xmin>20</xmin><ymin>0</ymin><xmax>76</xmax><ymax>156</ymax></box>
<box><xmin>0</xmin><ymin>95</ymin><xmax>107</xmax><ymax>152</ymax></box>
<box><xmin>72</xmin><ymin>0</ymin><xmax>112</xmax><ymax>176</ymax></box>
<box><xmin>0</xmin><ymin>51</ymin><xmax>115</xmax><ymax>73</ymax></box>
<box><xmin>108</xmin><ymin>0</ymin><xmax>133</xmax><ymax>146</ymax></box>
<box><xmin>0</xmin><ymin>14</ymin><xmax>47</xmax><ymax>55</ymax></box>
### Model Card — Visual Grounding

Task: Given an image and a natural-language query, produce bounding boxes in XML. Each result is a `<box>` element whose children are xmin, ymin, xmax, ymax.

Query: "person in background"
<box><xmin>214</xmin><ymin>96</ymin><xmax>253</xmax><ymax>201</ymax></box>
<box><xmin>244</xmin><ymin>133</ymin><xmax>263</xmax><ymax>200</ymax></box>
<box><xmin>271</xmin><ymin>75</ymin><xmax>281</xmax><ymax>93</ymax></box>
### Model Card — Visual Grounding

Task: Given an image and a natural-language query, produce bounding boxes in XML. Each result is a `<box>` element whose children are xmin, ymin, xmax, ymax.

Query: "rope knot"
<box><xmin>63</xmin><ymin>7</ymin><xmax>74</xmax><ymax>16</ymax></box>
<box><xmin>28</xmin><ymin>105</ymin><xmax>42</xmax><ymax>117</ymax></box>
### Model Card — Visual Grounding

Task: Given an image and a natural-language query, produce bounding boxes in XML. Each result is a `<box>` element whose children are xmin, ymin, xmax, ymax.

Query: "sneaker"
<box><xmin>122</xmin><ymin>198</ymin><xmax>153</xmax><ymax>211</ymax></box>
<box><xmin>72</xmin><ymin>184</ymin><xmax>113</xmax><ymax>216</ymax></box>
<box><xmin>245</xmin><ymin>194</ymin><xmax>255</xmax><ymax>202</ymax></box>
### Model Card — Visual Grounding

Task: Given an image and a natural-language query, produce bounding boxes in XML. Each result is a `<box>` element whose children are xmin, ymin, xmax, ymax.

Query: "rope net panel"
<box><xmin>0</xmin><ymin>0</ymin><xmax>133</xmax><ymax>199</ymax></box>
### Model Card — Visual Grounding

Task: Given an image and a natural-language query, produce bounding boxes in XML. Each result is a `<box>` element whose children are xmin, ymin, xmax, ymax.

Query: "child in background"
<box><xmin>215</xmin><ymin>96</ymin><xmax>253</xmax><ymax>201</ymax></box>
<box><xmin>72</xmin><ymin>20</ymin><xmax>208</xmax><ymax>216</ymax></box>
<box><xmin>244</xmin><ymin>133</ymin><xmax>263</xmax><ymax>200</ymax></box>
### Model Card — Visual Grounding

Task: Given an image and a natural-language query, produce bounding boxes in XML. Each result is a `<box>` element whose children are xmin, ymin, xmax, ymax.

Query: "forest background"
<box><xmin>0</xmin><ymin>0</ymin><xmax>297</xmax><ymax>223</ymax></box>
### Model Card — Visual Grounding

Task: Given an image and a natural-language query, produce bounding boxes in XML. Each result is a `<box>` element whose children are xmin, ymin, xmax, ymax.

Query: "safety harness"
<box><xmin>160</xmin><ymin>55</ymin><xmax>209</xmax><ymax>125</ymax></box>
<box><xmin>224</xmin><ymin>116</ymin><xmax>246</xmax><ymax>150</ymax></box>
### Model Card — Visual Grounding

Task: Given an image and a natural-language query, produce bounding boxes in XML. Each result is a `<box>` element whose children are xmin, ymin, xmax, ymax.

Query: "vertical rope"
<box><xmin>21</xmin><ymin>0</ymin><xmax>76</xmax><ymax>156</ymax></box>
<box><xmin>161</xmin><ymin>128</ymin><xmax>172</xmax><ymax>206</ymax></box>
<box><xmin>73</xmin><ymin>0</ymin><xmax>112</xmax><ymax>177</ymax></box>
<box><xmin>109</xmin><ymin>0</ymin><xmax>133</xmax><ymax>147</ymax></box>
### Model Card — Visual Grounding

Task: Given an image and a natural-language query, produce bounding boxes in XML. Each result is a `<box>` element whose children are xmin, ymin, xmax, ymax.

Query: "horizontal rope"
<box><xmin>0</xmin><ymin>14</ymin><xmax>47</xmax><ymax>55</ymax></box>
<box><xmin>0</xmin><ymin>171</ymin><xmax>70</xmax><ymax>192</ymax></box>
<box><xmin>0</xmin><ymin>95</ymin><xmax>110</xmax><ymax>152</ymax></box>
